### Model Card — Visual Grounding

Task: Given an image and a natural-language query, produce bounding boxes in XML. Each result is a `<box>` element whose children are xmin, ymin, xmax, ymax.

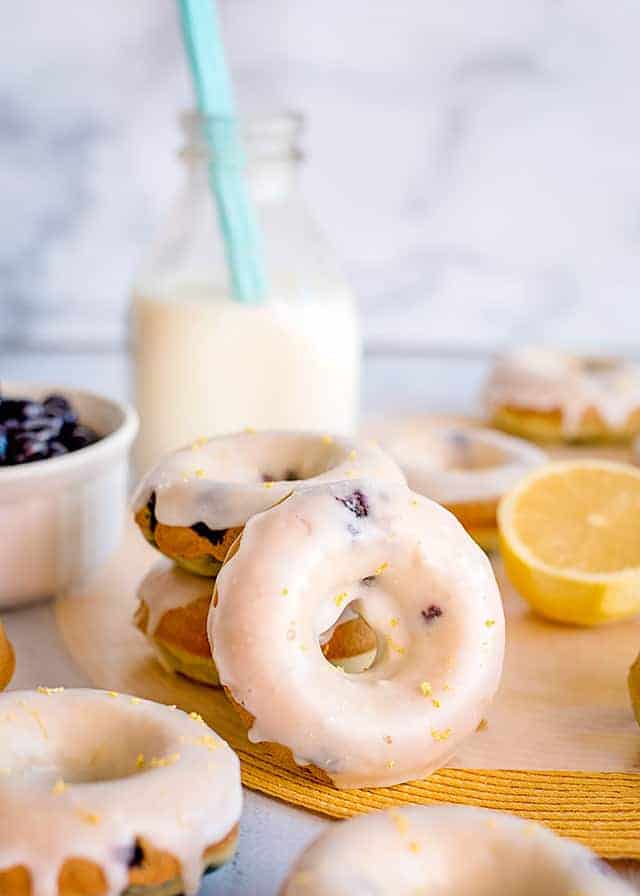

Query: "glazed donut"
<box><xmin>368</xmin><ymin>417</ymin><xmax>546</xmax><ymax>551</ymax></box>
<box><xmin>210</xmin><ymin>479</ymin><xmax>504</xmax><ymax>789</ymax></box>
<box><xmin>0</xmin><ymin>621</ymin><xmax>14</xmax><ymax>690</ymax></box>
<box><xmin>0</xmin><ymin>688</ymin><xmax>241</xmax><ymax>896</ymax></box>
<box><xmin>133</xmin><ymin>431</ymin><xmax>404</xmax><ymax>576</ymax></box>
<box><xmin>281</xmin><ymin>805</ymin><xmax>633</xmax><ymax>895</ymax></box>
<box><xmin>485</xmin><ymin>347</ymin><xmax>640</xmax><ymax>443</ymax></box>
<box><xmin>135</xmin><ymin>560</ymin><xmax>378</xmax><ymax>687</ymax></box>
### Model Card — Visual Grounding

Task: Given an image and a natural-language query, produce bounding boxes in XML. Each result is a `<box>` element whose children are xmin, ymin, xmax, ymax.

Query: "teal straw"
<box><xmin>178</xmin><ymin>0</ymin><xmax>268</xmax><ymax>303</ymax></box>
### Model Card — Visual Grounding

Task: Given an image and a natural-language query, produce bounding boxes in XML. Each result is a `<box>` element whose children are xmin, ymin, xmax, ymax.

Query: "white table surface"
<box><xmin>1</xmin><ymin>348</ymin><xmax>487</xmax><ymax>895</ymax></box>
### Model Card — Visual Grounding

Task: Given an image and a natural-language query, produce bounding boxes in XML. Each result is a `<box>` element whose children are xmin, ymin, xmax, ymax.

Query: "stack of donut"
<box><xmin>132</xmin><ymin>429</ymin><xmax>505</xmax><ymax>789</ymax></box>
<box><xmin>132</xmin><ymin>431</ymin><xmax>404</xmax><ymax>685</ymax></box>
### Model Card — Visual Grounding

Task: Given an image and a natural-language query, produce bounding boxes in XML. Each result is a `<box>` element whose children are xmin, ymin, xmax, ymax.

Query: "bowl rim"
<box><xmin>0</xmin><ymin>381</ymin><xmax>139</xmax><ymax>483</ymax></box>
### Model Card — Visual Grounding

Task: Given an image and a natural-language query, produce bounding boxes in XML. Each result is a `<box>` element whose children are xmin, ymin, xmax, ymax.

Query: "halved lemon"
<box><xmin>498</xmin><ymin>459</ymin><xmax>640</xmax><ymax>625</ymax></box>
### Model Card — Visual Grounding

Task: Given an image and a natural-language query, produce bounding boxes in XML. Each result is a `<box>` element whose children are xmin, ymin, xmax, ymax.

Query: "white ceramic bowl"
<box><xmin>0</xmin><ymin>383</ymin><xmax>138</xmax><ymax>608</ymax></box>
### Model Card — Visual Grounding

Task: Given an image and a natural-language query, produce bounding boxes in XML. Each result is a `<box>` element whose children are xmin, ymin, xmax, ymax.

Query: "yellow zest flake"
<box><xmin>385</xmin><ymin>759</ymin><xmax>395</xmax><ymax>769</ymax></box>
<box><xmin>348</xmin><ymin>449</ymin><xmax>357</xmax><ymax>461</ymax></box>
<box><xmin>386</xmin><ymin>636</ymin><xmax>405</xmax><ymax>655</ymax></box>
<box><xmin>263</xmin><ymin>481</ymin><xmax>275</xmax><ymax>489</ymax></box>
<box><xmin>410</xmin><ymin>498</ymin><xmax>419</xmax><ymax>507</ymax></box>
<box><xmin>136</xmin><ymin>753</ymin><xmax>145</xmax><ymax>769</ymax></box>
<box><xmin>390</xmin><ymin>617</ymin><xmax>399</xmax><ymax>628</ymax></box>
<box><xmin>281</xmin><ymin>587</ymin><xmax>289</xmax><ymax>596</ymax></box>
<box><xmin>184</xmin><ymin>735</ymin><xmax>219</xmax><ymax>751</ymax></box>
<box><xmin>321</xmin><ymin>434</ymin><xmax>334</xmax><ymax>445</ymax></box>
<box><xmin>52</xmin><ymin>778</ymin><xmax>66</xmax><ymax>795</ymax></box>
<box><xmin>107</xmin><ymin>691</ymin><xmax>119</xmax><ymax>698</ymax></box>
<box><xmin>334</xmin><ymin>591</ymin><xmax>348</xmax><ymax>607</ymax></box>
<box><xmin>189</xmin><ymin>711</ymin><xmax>206</xmax><ymax>725</ymax></box>
<box><xmin>408</xmin><ymin>841</ymin><xmax>421</xmax><ymax>853</ymax></box>
<box><xmin>150</xmin><ymin>753</ymin><xmax>181</xmax><ymax>769</ymax></box>
<box><xmin>389</xmin><ymin>809</ymin><xmax>409</xmax><ymax>835</ymax></box>
<box><xmin>432</xmin><ymin>699</ymin><xmax>441</xmax><ymax>709</ymax></box>
<box><xmin>130</xmin><ymin>697</ymin><xmax>142</xmax><ymax>705</ymax></box>
<box><xmin>420</xmin><ymin>681</ymin><xmax>432</xmax><ymax>697</ymax></box>
<box><xmin>191</xmin><ymin>436</ymin><xmax>207</xmax><ymax>449</ymax></box>
<box><xmin>485</xmin><ymin>619</ymin><xmax>496</xmax><ymax>628</ymax></box>
<box><xmin>443</xmin><ymin>683</ymin><xmax>452</xmax><ymax>692</ymax></box>
<box><xmin>37</xmin><ymin>686</ymin><xmax>64</xmax><ymax>695</ymax></box>
<box><xmin>29</xmin><ymin>710</ymin><xmax>48</xmax><ymax>739</ymax></box>
<box><xmin>77</xmin><ymin>810</ymin><xmax>101</xmax><ymax>825</ymax></box>
<box><xmin>299</xmin><ymin>644</ymin><xmax>308</xmax><ymax>652</ymax></box>
<box><xmin>244</xmin><ymin>426</ymin><xmax>256</xmax><ymax>434</ymax></box>
<box><xmin>374</xmin><ymin>562</ymin><xmax>389</xmax><ymax>576</ymax></box>
<box><xmin>194</xmin><ymin>468</ymin><xmax>205</xmax><ymax>479</ymax></box>
<box><xmin>430</xmin><ymin>728</ymin><xmax>451</xmax><ymax>742</ymax></box>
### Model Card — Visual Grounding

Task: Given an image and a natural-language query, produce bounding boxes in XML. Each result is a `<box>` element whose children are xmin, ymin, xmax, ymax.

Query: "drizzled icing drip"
<box><xmin>0</xmin><ymin>689</ymin><xmax>241</xmax><ymax>896</ymax></box>
<box><xmin>137</xmin><ymin>559</ymin><xmax>214</xmax><ymax>636</ymax></box>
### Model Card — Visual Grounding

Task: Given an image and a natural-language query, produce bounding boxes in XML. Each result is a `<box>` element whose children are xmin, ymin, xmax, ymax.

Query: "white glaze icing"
<box><xmin>210</xmin><ymin>479</ymin><xmax>504</xmax><ymax>789</ymax></box>
<box><xmin>0</xmin><ymin>688</ymin><xmax>242</xmax><ymax>896</ymax></box>
<box><xmin>485</xmin><ymin>347</ymin><xmax>640</xmax><ymax>435</ymax></box>
<box><xmin>369</xmin><ymin>418</ymin><xmax>546</xmax><ymax>505</ymax></box>
<box><xmin>280</xmin><ymin>805</ymin><xmax>634</xmax><ymax>895</ymax></box>
<box><xmin>138</xmin><ymin>559</ymin><xmax>213</xmax><ymax>637</ymax></box>
<box><xmin>132</xmin><ymin>431</ymin><xmax>404</xmax><ymax>530</ymax></box>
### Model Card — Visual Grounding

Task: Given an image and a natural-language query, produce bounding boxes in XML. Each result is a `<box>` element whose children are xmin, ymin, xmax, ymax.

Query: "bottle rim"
<box><xmin>179</xmin><ymin>110</ymin><xmax>304</xmax><ymax>162</ymax></box>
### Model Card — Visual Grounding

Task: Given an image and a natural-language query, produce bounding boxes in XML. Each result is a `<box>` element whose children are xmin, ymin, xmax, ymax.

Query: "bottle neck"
<box><xmin>181</xmin><ymin>111</ymin><xmax>303</xmax><ymax>202</ymax></box>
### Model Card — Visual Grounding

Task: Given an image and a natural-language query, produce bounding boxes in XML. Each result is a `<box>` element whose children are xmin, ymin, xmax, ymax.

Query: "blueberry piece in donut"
<box><xmin>421</xmin><ymin>604</ymin><xmax>443</xmax><ymax>622</ymax></box>
<box><xmin>336</xmin><ymin>489</ymin><xmax>369</xmax><ymax>518</ymax></box>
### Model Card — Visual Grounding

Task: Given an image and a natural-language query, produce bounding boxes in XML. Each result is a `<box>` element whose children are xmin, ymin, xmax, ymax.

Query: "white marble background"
<box><xmin>3</xmin><ymin>0</ymin><xmax>640</xmax><ymax>351</ymax></box>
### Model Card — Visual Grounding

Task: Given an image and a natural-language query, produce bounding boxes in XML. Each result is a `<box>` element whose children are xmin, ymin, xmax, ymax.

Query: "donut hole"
<box><xmin>319</xmin><ymin>607</ymin><xmax>379</xmax><ymax>674</ymax></box>
<box><xmin>255</xmin><ymin>433</ymin><xmax>351</xmax><ymax>484</ymax></box>
<box><xmin>51</xmin><ymin>715</ymin><xmax>175</xmax><ymax>785</ymax></box>
<box><xmin>390</xmin><ymin>428</ymin><xmax>509</xmax><ymax>475</ymax></box>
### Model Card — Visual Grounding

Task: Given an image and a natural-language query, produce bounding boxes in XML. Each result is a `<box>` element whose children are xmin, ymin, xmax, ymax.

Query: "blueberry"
<box><xmin>48</xmin><ymin>441</ymin><xmax>68</xmax><ymax>458</ymax></box>
<box><xmin>65</xmin><ymin>424</ymin><xmax>98</xmax><ymax>450</ymax></box>
<box><xmin>421</xmin><ymin>605</ymin><xmax>443</xmax><ymax>623</ymax></box>
<box><xmin>12</xmin><ymin>438</ymin><xmax>49</xmax><ymax>463</ymax></box>
<box><xmin>0</xmin><ymin>399</ymin><xmax>43</xmax><ymax>423</ymax></box>
<box><xmin>336</xmin><ymin>489</ymin><xmax>369</xmax><ymax>518</ymax></box>
<box><xmin>43</xmin><ymin>394</ymin><xmax>72</xmax><ymax>413</ymax></box>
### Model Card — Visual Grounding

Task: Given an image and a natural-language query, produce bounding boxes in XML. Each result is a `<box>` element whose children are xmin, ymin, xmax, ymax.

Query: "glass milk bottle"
<box><xmin>131</xmin><ymin>112</ymin><xmax>361</xmax><ymax>475</ymax></box>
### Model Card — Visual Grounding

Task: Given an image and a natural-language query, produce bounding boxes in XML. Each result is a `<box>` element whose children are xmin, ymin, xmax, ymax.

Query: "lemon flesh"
<box><xmin>498</xmin><ymin>460</ymin><xmax>640</xmax><ymax>625</ymax></box>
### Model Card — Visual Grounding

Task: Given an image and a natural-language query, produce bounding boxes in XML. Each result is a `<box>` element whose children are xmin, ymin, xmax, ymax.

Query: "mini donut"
<box><xmin>210</xmin><ymin>479</ymin><xmax>504</xmax><ymax>789</ymax></box>
<box><xmin>133</xmin><ymin>431</ymin><xmax>404</xmax><ymax>576</ymax></box>
<box><xmin>0</xmin><ymin>621</ymin><xmax>14</xmax><ymax>690</ymax></box>
<box><xmin>135</xmin><ymin>560</ymin><xmax>378</xmax><ymax>687</ymax></box>
<box><xmin>0</xmin><ymin>688</ymin><xmax>241</xmax><ymax>896</ymax></box>
<box><xmin>368</xmin><ymin>418</ymin><xmax>546</xmax><ymax>551</ymax></box>
<box><xmin>485</xmin><ymin>347</ymin><xmax>640</xmax><ymax>443</ymax></box>
<box><xmin>280</xmin><ymin>805</ymin><xmax>634</xmax><ymax>895</ymax></box>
